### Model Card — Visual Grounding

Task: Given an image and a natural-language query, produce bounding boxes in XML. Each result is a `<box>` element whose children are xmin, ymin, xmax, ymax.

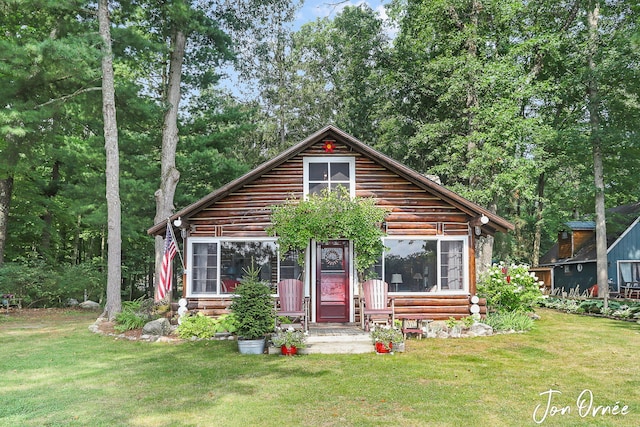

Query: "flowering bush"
<box><xmin>477</xmin><ymin>263</ymin><xmax>543</xmax><ymax>313</ymax></box>
<box><xmin>271</xmin><ymin>326</ymin><xmax>307</xmax><ymax>349</ymax></box>
<box><xmin>370</xmin><ymin>324</ymin><xmax>403</xmax><ymax>351</ymax></box>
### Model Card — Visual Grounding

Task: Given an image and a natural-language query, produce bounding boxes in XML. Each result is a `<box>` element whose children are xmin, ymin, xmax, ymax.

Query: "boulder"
<box><xmin>79</xmin><ymin>300</ymin><xmax>100</xmax><ymax>310</ymax></box>
<box><xmin>469</xmin><ymin>322</ymin><xmax>493</xmax><ymax>336</ymax></box>
<box><xmin>142</xmin><ymin>318</ymin><xmax>171</xmax><ymax>336</ymax></box>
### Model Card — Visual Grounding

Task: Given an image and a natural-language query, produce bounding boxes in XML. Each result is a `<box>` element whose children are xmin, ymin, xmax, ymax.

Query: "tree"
<box><xmin>0</xmin><ymin>0</ymin><xmax>100</xmax><ymax>266</ymax></box>
<box><xmin>98</xmin><ymin>0</ymin><xmax>122</xmax><ymax>319</ymax></box>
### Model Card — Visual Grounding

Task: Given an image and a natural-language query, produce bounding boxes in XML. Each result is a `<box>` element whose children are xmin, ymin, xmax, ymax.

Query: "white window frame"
<box><xmin>186</xmin><ymin>237</ymin><xmax>281</xmax><ymax>297</ymax></box>
<box><xmin>303</xmin><ymin>156</ymin><xmax>356</xmax><ymax>198</ymax></box>
<box><xmin>381</xmin><ymin>236</ymin><xmax>469</xmax><ymax>295</ymax></box>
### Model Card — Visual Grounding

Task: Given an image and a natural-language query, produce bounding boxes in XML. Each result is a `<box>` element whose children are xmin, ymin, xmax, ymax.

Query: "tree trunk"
<box><xmin>532</xmin><ymin>172</ymin><xmax>545</xmax><ymax>267</ymax></box>
<box><xmin>154</xmin><ymin>29</ymin><xmax>185</xmax><ymax>300</ymax></box>
<box><xmin>587</xmin><ymin>2</ymin><xmax>608</xmax><ymax>308</ymax></box>
<box><xmin>40</xmin><ymin>160</ymin><xmax>61</xmax><ymax>258</ymax></box>
<box><xmin>99</xmin><ymin>0</ymin><xmax>122</xmax><ymax>320</ymax></box>
<box><xmin>0</xmin><ymin>176</ymin><xmax>14</xmax><ymax>267</ymax></box>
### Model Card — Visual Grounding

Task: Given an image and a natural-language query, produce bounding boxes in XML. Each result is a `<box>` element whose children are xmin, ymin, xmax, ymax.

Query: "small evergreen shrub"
<box><xmin>229</xmin><ymin>265</ymin><xmax>275</xmax><ymax>340</ymax></box>
<box><xmin>478</xmin><ymin>263</ymin><xmax>543</xmax><ymax>313</ymax></box>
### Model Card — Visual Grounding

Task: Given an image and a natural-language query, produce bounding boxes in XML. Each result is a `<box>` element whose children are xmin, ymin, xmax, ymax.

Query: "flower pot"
<box><xmin>237</xmin><ymin>338</ymin><xmax>266</xmax><ymax>354</ymax></box>
<box><xmin>281</xmin><ymin>345</ymin><xmax>297</xmax><ymax>356</ymax></box>
<box><xmin>375</xmin><ymin>341</ymin><xmax>392</xmax><ymax>353</ymax></box>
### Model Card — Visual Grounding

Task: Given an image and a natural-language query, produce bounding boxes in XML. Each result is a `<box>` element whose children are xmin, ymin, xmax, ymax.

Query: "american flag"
<box><xmin>158</xmin><ymin>222</ymin><xmax>177</xmax><ymax>300</ymax></box>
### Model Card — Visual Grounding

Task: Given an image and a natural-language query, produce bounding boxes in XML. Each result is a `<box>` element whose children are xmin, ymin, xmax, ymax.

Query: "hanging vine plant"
<box><xmin>266</xmin><ymin>187</ymin><xmax>389</xmax><ymax>276</ymax></box>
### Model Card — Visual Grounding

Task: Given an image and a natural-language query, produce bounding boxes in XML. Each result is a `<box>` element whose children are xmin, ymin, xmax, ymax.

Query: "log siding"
<box><xmin>150</xmin><ymin>126</ymin><xmax>514</xmax><ymax>322</ymax></box>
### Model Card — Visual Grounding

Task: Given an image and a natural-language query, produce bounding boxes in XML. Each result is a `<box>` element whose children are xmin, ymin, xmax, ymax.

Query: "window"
<box><xmin>374</xmin><ymin>238</ymin><xmax>467</xmax><ymax>293</ymax></box>
<box><xmin>188</xmin><ymin>239</ymin><xmax>301</xmax><ymax>296</ymax></box>
<box><xmin>619</xmin><ymin>261</ymin><xmax>640</xmax><ymax>286</ymax></box>
<box><xmin>304</xmin><ymin>157</ymin><xmax>355</xmax><ymax>197</ymax></box>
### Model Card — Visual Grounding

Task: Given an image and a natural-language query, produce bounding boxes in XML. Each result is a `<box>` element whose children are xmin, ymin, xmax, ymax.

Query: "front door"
<box><xmin>316</xmin><ymin>240</ymin><xmax>350</xmax><ymax>322</ymax></box>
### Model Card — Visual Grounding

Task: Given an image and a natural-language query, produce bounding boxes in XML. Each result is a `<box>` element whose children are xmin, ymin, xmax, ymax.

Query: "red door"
<box><xmin>316</xmin><ymin>240</ymin><xmax>349</xmax><ymax>322</ymax></box>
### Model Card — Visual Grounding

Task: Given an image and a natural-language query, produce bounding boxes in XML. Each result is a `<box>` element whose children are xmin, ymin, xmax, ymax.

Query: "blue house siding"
<box><xmin>608</xmin><ymin>218</ymin><xmax>640</xmax><ymax>290</ymax></box>
<box><xmin>552</xmin><ymin>263</ymin><xmax>596</xmax><ymax>294</ymax></box>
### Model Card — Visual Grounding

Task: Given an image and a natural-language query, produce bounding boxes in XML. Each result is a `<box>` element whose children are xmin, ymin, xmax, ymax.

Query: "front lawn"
<box><xmin>0</xmin><ymin>308</ymin><xmax>638</xmax><ymax>426</ymax></box>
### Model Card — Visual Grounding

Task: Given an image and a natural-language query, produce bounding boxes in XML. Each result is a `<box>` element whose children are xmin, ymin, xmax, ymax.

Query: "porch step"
<box><xmin>304</xmin><ymin>324</ymin><xmax>373</xmax><ymax>354</ymax></box>
<box><xmin>301</xmin><ymin>333</ymin><xmax>373</xmax><ymax>354</ymax></box>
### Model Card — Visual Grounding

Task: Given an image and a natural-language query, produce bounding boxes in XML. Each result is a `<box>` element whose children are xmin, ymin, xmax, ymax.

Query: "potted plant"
<box><xmin>229</xmin><ymin>264</ymin><xmax>275</xmax><ymax>354</ymax></box>
<box><xmin>271</xmin><ymin>326</ymin><xmax>307</xmax><ymax>355</ymax></box>
<box><xmin>370</xmin><ymin>324</ymin><xmax>403</xmax><ymax>354</ymax></box>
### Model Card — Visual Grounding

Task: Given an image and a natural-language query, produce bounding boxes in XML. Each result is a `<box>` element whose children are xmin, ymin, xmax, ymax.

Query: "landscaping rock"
<box><xmin>79</xmin><ymin>300</ymin><xmax>100</xmax><ymax>310</ymax></box>
<box><xmin>469</xmin><ymin>322</ymin><xmax>493</xmax><ymax>336</ymax></box>
<box><xmin>67</xmin><ymin>298</ymin><xmax>79</xmax><ymax>307</ymax></box>
<box><xmin>142</xmin><ymin>318</ymin><xmax>171</xmax><ymax>336</ymax></box>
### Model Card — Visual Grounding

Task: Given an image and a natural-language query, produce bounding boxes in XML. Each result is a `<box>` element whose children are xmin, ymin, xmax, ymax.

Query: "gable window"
<box><xmin>369</xmin><ymin>238</ymin><xmax>467</xmax><ymax>293</ymax></box>
<box><xmin>304</xmin><ymin>157</ymin><xmax>355</xmax><ymax>197</ymax></box>
<box><xmin>188</xmin><ymin>238</ymin><xmax>301</xmax><ymax>296</ymax></box>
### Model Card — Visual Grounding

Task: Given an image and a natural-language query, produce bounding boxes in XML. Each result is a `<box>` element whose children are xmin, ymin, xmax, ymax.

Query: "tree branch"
<box><xmin>34</xmin><ymin>87</ymin><xmax>102</xmax><ymax>109</ymax></box>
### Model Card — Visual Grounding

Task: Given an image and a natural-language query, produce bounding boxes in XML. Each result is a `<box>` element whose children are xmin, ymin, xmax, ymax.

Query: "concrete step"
<box><xmin>303</xmin><ymin>335</ymin><xmax>373</xmax><ymax>354</ymax></box>
<box><xmin>270</xmin><ymin>324</ymin><xmax>375</xmax><ymax>354</ymax></box>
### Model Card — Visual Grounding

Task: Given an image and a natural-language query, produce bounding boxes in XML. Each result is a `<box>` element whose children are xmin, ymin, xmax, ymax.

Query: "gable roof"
<box><xmin>148</xmin><ymin>125</ymin><xmax>514</xmax><ymax>236</ymax></box>
<box><xmin>539</xmin><ymin>201</ymin><xmax>640</xmax><ymax>265</ymax></box>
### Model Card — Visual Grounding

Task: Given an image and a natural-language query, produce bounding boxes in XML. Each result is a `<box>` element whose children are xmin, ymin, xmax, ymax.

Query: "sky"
<box><xmin>294</xmin><ymin>0</ymin><xmax>390</xmax><ymax>28</ymax></box>
<box><xmin>219</xmin><ymin>0</ymin><xmax>393</xmax><ymax>98</ymax></box>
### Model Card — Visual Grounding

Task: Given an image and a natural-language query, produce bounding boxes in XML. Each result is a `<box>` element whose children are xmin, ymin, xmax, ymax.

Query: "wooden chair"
<box><xmin>360</xmin><ymin>279</ymin><xmax>395</xmax><ymax>331</ymax></box>
<box><xmin>275</xmin><ymin>279</ymin><xmax>308</xmax><ymax>331</ymax></box>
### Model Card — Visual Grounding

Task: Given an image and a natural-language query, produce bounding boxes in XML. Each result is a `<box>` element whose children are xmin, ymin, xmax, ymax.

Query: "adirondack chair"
<box><xmin>360</xmin><ymin>279</ymin><xmax>395</xmax><ymax>331</ymax></box>
<box><xmin>275</xmin><ymin>279</ymin><xmax>309</xmax><ymax>331</ymax></box>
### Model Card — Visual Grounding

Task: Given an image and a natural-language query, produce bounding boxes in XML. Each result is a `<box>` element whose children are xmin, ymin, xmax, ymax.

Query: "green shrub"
<box><xmin>483</xmin><ymin>311</ymin><xmax>535</xmax><ymax>332</ymax></box>
<box><xmin>177</xmin><ymin>313</ymin><xmax>218</xmax><ymax>338</ymax></box>
<box><xmin>0</xmin><ymin>259</ymin><xmax>105</xmax><ymax>308</ymax></box>
<box><xmin>230</xmin><ymin>265</ymin><xmax>275</xmax><ymax>340</ymax></box>
<box><xmin>177</xmin><ymin>313</ymin><xmax>238</xmax><ymax>339</ymax></box>
<box><xmin>478</xmin><ymin>263</ymin><xmax>543</xmax><ymax>313</ymax></box>
<box><xmin>114</xmin><ymin>298</ymin><xmax>157</xmax><ymax>332</ymax></box>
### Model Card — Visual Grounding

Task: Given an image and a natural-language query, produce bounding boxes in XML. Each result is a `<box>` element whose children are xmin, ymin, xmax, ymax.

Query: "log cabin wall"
<box><xmin>179</xmin><ymin>139</ymin><xmax>480</xmax><ymax>321</ymax></box>
<box><xmin>187</xmin><ymin>141</ymin><xmax>472</xmax><ymax>239</ymax></box>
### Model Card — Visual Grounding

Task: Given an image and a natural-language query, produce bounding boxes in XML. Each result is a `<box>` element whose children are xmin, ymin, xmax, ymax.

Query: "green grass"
<box><xmin>1</xmin><ymin>308</ymin><xmax>639</xmax><ymax>426</ymax></box>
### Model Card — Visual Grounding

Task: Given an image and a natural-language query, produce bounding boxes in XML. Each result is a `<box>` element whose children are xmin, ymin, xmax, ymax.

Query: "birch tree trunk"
<box><xmin>153</xmin><ymin>29</ymin><xmax>185</xmax><ymax>300</ymax></box>
<box><xmin>587</xmin><ymin>2</ymin><xmax>608</xmax><ymax>308</ymax></box>
<box><xmin>98</xmin><ymin>0</ymin><xmax>122</xmax><ymax>320</ymax></box>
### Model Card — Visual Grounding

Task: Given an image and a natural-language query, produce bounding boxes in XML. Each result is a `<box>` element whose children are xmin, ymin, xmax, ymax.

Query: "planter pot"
<box><xmin>280</xmin><ymin>345</ymin><xmax>297</xmax><ymax>356</ymax></box>
<box><xmin>237</xmin><ymin>338</ymin><xmax>266</xmax><ymax>354</ymax></box>
<box><xmin>375</xmin><ymin>341</ymin><xmax>393</xmax><ymax>354</ymax></box>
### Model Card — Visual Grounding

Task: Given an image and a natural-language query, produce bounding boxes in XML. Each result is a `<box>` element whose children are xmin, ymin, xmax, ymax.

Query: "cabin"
<box><xmin>539</xmin><ymin>201</ymin><xmax>640</xmax><ymax>298</ymax></box>
<box><xmin>147</xmin><ymin>126</ymin><xmax>514</xmax><ymax>324</ymax></box>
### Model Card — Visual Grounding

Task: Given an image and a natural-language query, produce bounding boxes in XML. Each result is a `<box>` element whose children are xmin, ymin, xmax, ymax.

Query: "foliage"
<box><xmin>114</xmin><ymin>298</ymin><xmax>159</xmax><ymax>332</ymax></box>
<box><xmin>540</xmin><ymin>297</ymin><xmax>640</xmax><ymax>323</ymax></box>
<box><xmin>483</xmin><ymin>312</ymin><xmax>535</xmax><ymax>332</ymax></box>
<box><xmin>229</xmin><ymin>264</ymin><xmax>275</xmax><ymax>340</ymax></box>
<box><xmin>177</xmin><ymin>312</ymin><xmax>237</xmax><ymax>339</ymax></box>
<box><xmin>271</xmin><ymin>326</ymin><xmax>306</xmax><ymax>349</ymax></box>
<box><xmin>445</xmin><ymin>316</ymin><xmax>476</xmax><ymax>330</ymax></box>
<box><xmin>370</xmin><ymin>324</ymin><xmax>403</xmax><ymax>350</ymax></box>
<box><xmin>0</xmin><ymin>260</ymin><xmax>104</xmax><ymax>308</ymax></box>
<box><xmin>477</xmin><ymin>263</ymin><xmax>543</xmax><ymax>313</ymax></box>
<box><xmin>267</xmin><ymin>187</ymin><xmax>389</xmax><ymax>275</ymax></box>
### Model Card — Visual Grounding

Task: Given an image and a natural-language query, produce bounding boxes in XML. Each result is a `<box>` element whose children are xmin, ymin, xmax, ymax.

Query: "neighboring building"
<box><xmin>148</xmin><ymin>126</ymin><xmax>514</xmax><ymax>322</ymax></box>
<box><xmin>539</xmin><ymin>202</ymin><xmax>640</xmax><ymax>296</ymax></box>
